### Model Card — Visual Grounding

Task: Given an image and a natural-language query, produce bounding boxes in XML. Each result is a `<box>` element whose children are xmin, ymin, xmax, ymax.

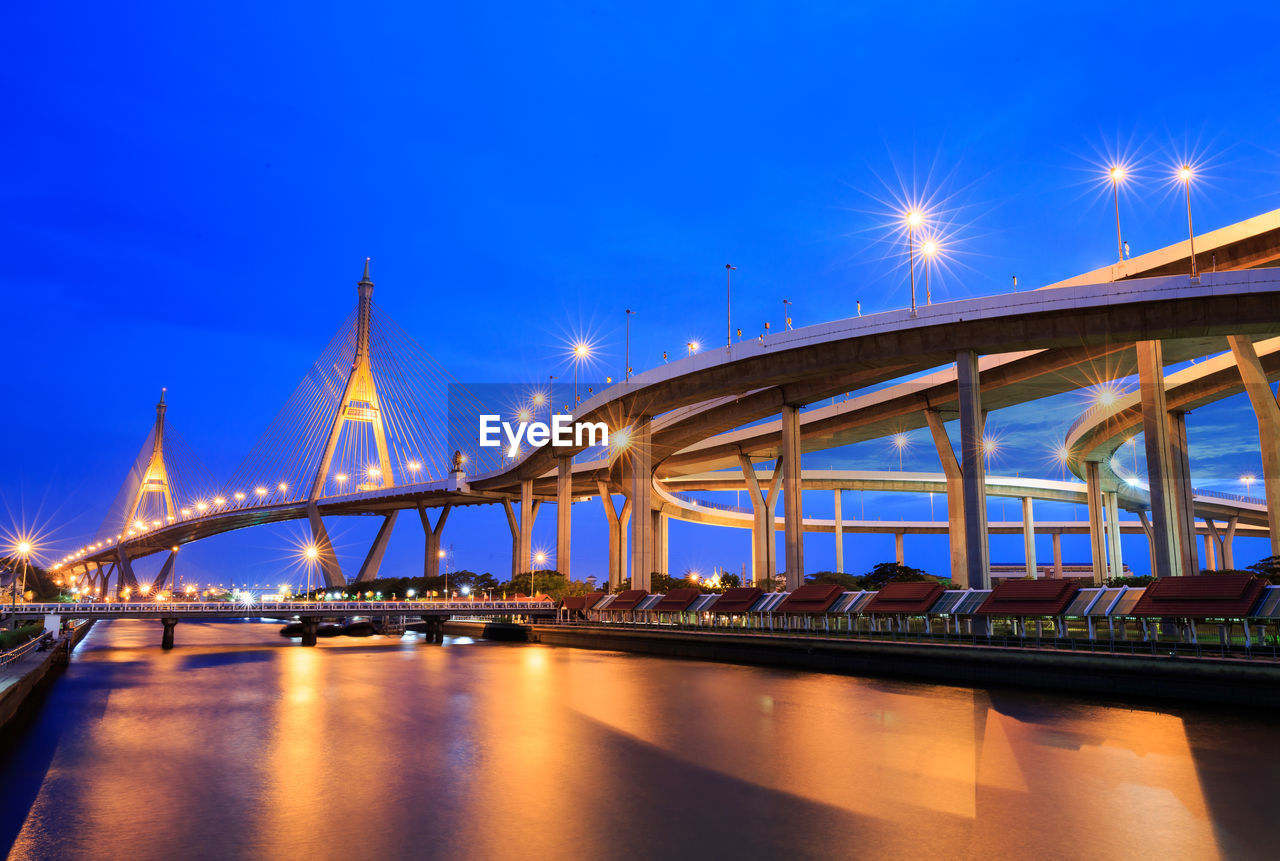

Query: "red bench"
<box><xmin>1131</xmin><ymin>574</ymin><xmax>1265</xmax><ymax>618</ymax></box>
<box><xmin>864</xmin><ymin>581</ymin><xmax>945</xmax><ymax>615</ymax></box>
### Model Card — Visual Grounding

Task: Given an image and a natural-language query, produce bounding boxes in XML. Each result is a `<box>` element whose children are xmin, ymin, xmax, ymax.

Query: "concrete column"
<box><xmin>618</xmin><ymin>500</ymin><xmax>632</xmax><ymax>585</ymax></box>
<box><xmin>597</xmin><ymin>483</ymin><xmax>627</xmax><ymax>589</ymax></box>
<box><xmin>1051</xmin><ymin>531</ymin><xmax>1063</xmax><ymax>578</ymax></box>
<box><xmin>925</xmin><ymin>409</ymin><xmax>967</xmax><ymax>587</ymax></box>
<box><xmin>629</xmin><ymin>419</ymin><xmax>654</xmax><ymax>592</ymax></box>
<box><xmin>651</xmin><ymin>510</ymin><xmax>668</xmax><ymax>576</ymax></box>
<box><xmin>781</xmin><ymin>405</ymin><xmax>805</xmax><ymax>590</ymax></box>
<box><xmin>420</xmin><ymin>505</ymin><xmax>451</xmax><ymax>580</ymax></box>
<box><xmin>306</xmin><ymin>503</ymin><xmax>345</xmax><ymax>588</ymax></box>
<box><xmin>1137</xmin><ymin>340</ymin><xmax>1189</xmax><ymax>578</ymax></box>
<box><xmin>519</xmin><ymin>478</ymin><xmax>534</xmax><ymax>574</ymax></box>
<box><xmin>1168</xmin><ymin>411</ymin><xmax>1200</xmax><ymax>574</ymax></box>
<box><xmin>1224</xmin><ymin>516</ymin><xmax>1238</xmax><ymax>569</ymax></box>
<box><xmin>502</xmin><ymin>498</ymin><xmax>520</xmax><ymax>579</ymax></box>
<box><xmin>557</xmin><ymin>456</ymin><xmax>573</xmax><ymax>580</ymax></box>
<box><xmin>1203</xmin><ymin>530</ymin><xmax>1217</xmax><ymax>570</ymax></box>
<box><xmin>739</xmin><ymin>455</ymin><xmax>783</xmax><ymax>585</ymax></box>
<box><xmin>1228</xmin><ymin>335</ymin><xmax>1280</xmax><ymax>557</ymax></box>
<box><xmin>153</xmin><ymin>550</ymin><xmax>178</xmax><ymax>593</ymax></box>
<box><xmin>301</xmin><ymin>617</ymin><xmax>318</xmax><ymax>647</ymax></box>
<box><xmin>1137</xmin><ymin>510</ymin><xmax>1157</xmax><ymax>576</ymax></box>
<box><xmin>117</xmin><ymin>549</ymin><xmax>139</xmax><ymax>596</ymax></box>
<box><xmin>833</xmin><ymin>490</ymin><xmax>844</xmax><ymax>573</ymax></box>
<box><xmin>1022</xmin><ymin>497</ymin><xmax>1037</xmax><ymax>578</ymax></box>
<box><xmin>894</xmin><ymin>532</ymin><xmax>904</xmax><ymax>565</ymax></box>
<box><xmin>356</xmin><ymin>512</ymin><xmax>399</xmax><ymax>583</ymax></box>
<box><xmin>1104</xmin><ymin>491</ymin><xmax>1124</xmax><ymax>579</ymax></box>
<box><xmin>1085</xmin><ymin>461</ymin><xmax>1108</xmax><ymax>584</ymax></box>
<box><xmin>956</xmin><ymin>351</ymin><xmax>990</xmax><ymax>590</ymax></box>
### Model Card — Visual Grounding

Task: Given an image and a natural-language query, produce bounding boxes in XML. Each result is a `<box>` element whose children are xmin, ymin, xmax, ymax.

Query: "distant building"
<box><xmin>990</xmin><ymin>562</ymin><xmax>1132</xmax><ymax>580</ymax></box>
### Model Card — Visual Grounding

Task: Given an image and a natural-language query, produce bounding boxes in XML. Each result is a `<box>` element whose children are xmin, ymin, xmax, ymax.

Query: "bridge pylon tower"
<box><xmin>123</xmin><ymin>389</ymin><xmax>178</xmax><ymax>528</ymax></box>
<box><xmin>306</xmin><ymin>259</ymin><xmax>397</xmax><ymax>588</ymax></box>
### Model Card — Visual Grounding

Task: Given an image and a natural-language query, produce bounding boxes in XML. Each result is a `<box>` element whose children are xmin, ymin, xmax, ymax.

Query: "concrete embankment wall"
<box><xmin>444</xmin><ymin>621</ymin><xmax>1280</xmax><ymax>710</ymax></box>
<box><xmin>0</xmin><ymin>621</ymin><xmax>95</xmax><ymax>734</ymax></box>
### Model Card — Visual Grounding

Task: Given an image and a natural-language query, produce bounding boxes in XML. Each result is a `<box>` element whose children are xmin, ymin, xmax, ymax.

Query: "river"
<box><xmin>2</xmin><ymin>619</ymin><xmax>1277</xmax><ymax>860</ymax></box>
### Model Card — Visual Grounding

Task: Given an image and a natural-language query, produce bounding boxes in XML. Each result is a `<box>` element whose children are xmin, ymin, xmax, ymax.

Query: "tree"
<box><xmin>862</xmin><ymin>561</ymin><xmax>931</xmax><ymax>590</ymax></box>
<box><xmin>1247</xmin><ymin>556</ymin><xmax>1280</xmax><ymax>584</ymax></box>
<box><xmin>806</xmin><ymin>571</ymin><xmax>862</xmax><ymax>590</ymax></box>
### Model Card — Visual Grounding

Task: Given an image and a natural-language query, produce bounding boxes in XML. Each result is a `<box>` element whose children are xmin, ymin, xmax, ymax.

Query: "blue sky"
<box><xmin>6</xmin><ymin>1</ymin><xmax>1280</xmax><ymax>585</ymax></box>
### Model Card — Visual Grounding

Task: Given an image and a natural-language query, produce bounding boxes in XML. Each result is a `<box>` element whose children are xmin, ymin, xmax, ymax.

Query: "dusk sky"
<box><xmin>8</xmin><ymin>1</ymin><xmax>1280</xmax><ymax>586</ymax></box>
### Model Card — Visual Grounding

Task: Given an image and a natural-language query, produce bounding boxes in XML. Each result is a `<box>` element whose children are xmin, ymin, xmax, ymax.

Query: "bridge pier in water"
<box><xmin>300</xmin><ymin>618</ymin><xmax>318</xmax><ymax>647</ymax></box>
<box><xmin>161</xmin><ymin>617</ymin><xmax>178</xmax><ymax>650</ymax></box>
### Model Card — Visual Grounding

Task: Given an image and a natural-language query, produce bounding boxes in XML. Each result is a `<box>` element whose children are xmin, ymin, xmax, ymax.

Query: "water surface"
<box><xmin>3</xmin><ymin>619</ymin><xmax>1277</xmax><ymax>860</ymax></box>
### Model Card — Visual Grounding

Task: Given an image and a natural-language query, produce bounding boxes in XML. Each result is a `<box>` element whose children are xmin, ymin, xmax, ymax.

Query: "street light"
<box><xmin>1108</xmin><ymin>165</ymin><xmax>1128</xmax><ymax>262</ymax></box>
<box><xmin>725</xmin><ymin>265</ymin><xmax>737</xmax><ymax>347</ymax></box>
<box><xmin>892</xmin><ymin>432</ymin><xmax>909</xmax><ymax>471</ymax></box>
<box><xmin>12</xmin><ymin>539</ymin><xmax>32</xmax><ymax>608</ymax></box>
<box><xmin>904</xmin><ymin>210</ymin><xmax>925</xmax><ymax>313</ymax></box>
<box><xmin>687</xmin><ymin>340</ymin><xmax>699</xmax><ymax>356</ymax></box>
<box><xmin>572</xmin><ymin>341</ymin><xmax>591</xmax><ymax>407</ymax></box>
<box><xmin>921</xmin><ymin>238</ymin><xmax>939</xmax><ymax>305</ymax></box>
<box><xmin>625</xmin><ymin>309</ymin><xmax>635</xmax><ymax>380</ymax></box>
<box><xmin>1177</xmin><ymin>164</ymin><xmax>1197</xmax><ymax>277</ymax></box>
<box><xmin>1242</xmin><ymin>474</ymin><xmax>1257</xmax><ymax>497</ymax></box>
<box><xmin>782</xmin><ymin>298</ymin><xmax>792</xmax><ymax>331</ymax></box>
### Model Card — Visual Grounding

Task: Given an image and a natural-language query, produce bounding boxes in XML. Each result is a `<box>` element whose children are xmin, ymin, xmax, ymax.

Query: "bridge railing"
<box><xmin>0</xmin><ymin>632</ymin><xmax>52</xmax><ymax>667</ymax></box>
<box><xmin>13</xmin><ymin>600</ymin><xmax>555</xmax><ymax>614</ymax></box>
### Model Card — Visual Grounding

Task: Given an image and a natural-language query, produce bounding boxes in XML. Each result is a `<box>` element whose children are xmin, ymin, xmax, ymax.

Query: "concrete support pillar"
<box><xmin>306</xmin><ymin>503</ymin><xmax>345</xmax><ymax>588</ymax></box>
<box><xmin>1203</xmin><ymin>529</ymin><xmax>1217</xmax><ymax>570</ymax></box>
<box><xmin>834</xmin><ymin>490</ymin><xmax>844</xmax><ymax>573</ymax></box>
<box><xmin>117</xmin><ymin>550</ymin><xmax>139</xmax><ymax>597</ymax></box>
<box><xmin>956</xmin><ymin>351</ymin><xmax>990</xmax><ymax>590</ymax></box>
<box><xmin>1228</xmin><ymin>335</ymin><xmax>1280</xmax><ymax>557</ymax></box>
<box><xmin>1051</xmin><ymin>531</ymin><xmax>1063</xmax><ymax>579</ymax></box>
<box><xmin>557</xmin><ymin>456</ymin><xmax>573</xmax><ymax>580</ymax></box>
<box><xmin>356</xmin><ymin>512</ymin><xmax>399</xmax><ymax>583</ymax></box>
<box><xmin>161</xmin><ymin>618</ymin><xmax>178</xmax><ymax>651</ymax></box>
<box><xmin>1168</xmin><ymin>410</ymin><xmax>1200</xmax><ymax>573</ymax></box>
<box><xmin>894</xmin><ymin>532</ymin><xmax>904</xmax><ymax>565</ymax></box>
<box><xmin>1085</xmin><ymin>461</ymin><xmax>1108</xmax><ymax>584</ymax></box>
<box><xmin>502</xmin><ymin>499</ymin><xmax>519</xmax><ymax>579</ymax></box>
<box><xmin>925</xmin><ymin>409</ymin><xmax>967</xmax><ymax>587</ymax></box>
<box><xmin>300</xmin><ymin>617</ymin><xmax>318</xmax><ymax>647</ymax></box>
<box><xmin>1137</xmin><ymin>340</ymin><xmax>1191</xmax><ymax>578</ymax></box>
<box><xmin>651</xmin><ymin>510</ymin><xmax>667</xmax><ymax>576</ymax></box>
<box><xmin>1104</xmin><ymin>491</ymin><xmax>1124</xmax><ymax>579</ymax></box>
<box><xmin>1137</xmin><ymin>509</ymin><xmax>1157</xmax><ymax>576</ymax></box>
<box><xmin>738</xmin><ymin>454</ymin><xmax>783</xmax><ymax>585</ymax></box>
<box><xmin>781</xmin><ymin>404</ymin><xmax>805</xmax><ymax>590</ymax></box>
<box><xmin>1224</xmin><ymin>516</ymin><xmax>1238</xmax><ymax>569</ymax></box>
<box><xmin>419</xmin><ymin>505</ymin><xmax>451</xmax><ymax>581</ymax></box>
<box><xmin>519</xmin><ymin>478</ymin><xmax>535</xmax><ymax>574</ymax></box>
<box><xmin>629</xmin><ymin>419</ymin><xmax>654</xmax><ymax>592</ymax></box>
<box><xmin>597</xmin><ymin>483</ymin><xmax>631</xmax><ymax>590</ymax></box>
<box><xmin>1022</xmin><ymin>497</ymin><xmax>1037</xmax><ymax>578</ymax></box>
<box><xmin>152</xmin><ymin>550</ymin><xmax>177</xmax><ymax>593</ymax></box>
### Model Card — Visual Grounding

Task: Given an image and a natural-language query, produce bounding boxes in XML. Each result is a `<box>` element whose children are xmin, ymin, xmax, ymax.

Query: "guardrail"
<box><xmin>9</xmin><ymin>600</ymin><xmax>555</xmax><ymax>615</ymax></box>
<box><xmin>0</xmin><ymin>632</ymin><xmax>51</xmax><ymax>667</ymax></box>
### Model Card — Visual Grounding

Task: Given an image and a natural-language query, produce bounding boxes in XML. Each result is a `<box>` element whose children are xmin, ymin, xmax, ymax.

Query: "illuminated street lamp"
<box><xmin>903</xmin><ymin>210</ymin><xmax>925</xmax><ymax>313</ymax></box>
<box><xmin>687</xmin><ymin>340</ymin><xmax>700</xmax><ymax>356</ymax></box>
<box><xmin>892</xmin><ymin>432</ymin><xmax>910</xmax><ymax>471</ymax></box>
<box><xmin>572</xmin><ymin>341</ymin><xmax>591</xmax><ymax>407</ymax></box>
<box><xmin>625</xmin><ymin>309</ymin><xmax>636</xmax><ymax>380</ymax></box>
<box><xmin>921</xmin><ymin>238</ymin><xmax>940</xmax><ymax>305</ymax></box>
<box><xmin>1177</xmin><ymin>165</ymin><xmax>1198</xmax><ymax>278</ymax></box>
<box><xmin>12</xmin><ymin>539</ymin><xmax>33</xmax><ymax>608</ymax></box>
<box><xmin>725</xmin><ymin>265</ymin><xmax>736</xmax><ymax>348</ymax></box>
<box><xmin>1242</xmin><ymin>474</ymin><xmax>1257</xmax><ymax>497</ymax></box>
<box><xmin>1108</xmin><ymin>165</ymin><xmax>1127</xmax><ymax>262</ymax></box>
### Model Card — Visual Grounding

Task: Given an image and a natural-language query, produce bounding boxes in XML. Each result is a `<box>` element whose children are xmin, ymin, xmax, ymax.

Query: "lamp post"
<box><xmin>905</xmin><ymin>210</ymin><xmax>924</xmax><ymax>313</ymax></box>
<box><xmin>572</xmin><ymin>342</ymin><xmax>590</xmax><ymax>407</ymax></box>
<box><xmin>624</xmin><ymin>310</ymin><xmax>635</xmax><ymax>380</ymax></box>
<box><xmin>782</xmin><ymin>298</ymin><xmax>792</xmax><ymax>331</ymax></box>
<box><xmin>14</xmin><ymin>541</ymin><xmax>32</xmax><ymax>608</ymax></box>
<box><xmin>922</xmin><ymin>239</ymin><xmax>938</xmax><ymax>305</ymax></box>
<box><xmin>725</xmin><ymin>265</ymin><xmax>736</xmax><ymax>347</ymax></box>
<box><xmin>1107</xmin><ymin>165</ymin><xmax>1128</xmax><ymax>262</ymax></box>
<box><xmin>1178</xmin><ymin>165</ymin><xmax>1197</xmax><ymax>277</ymax></box>
<box><xmin>1242</xmin><ymin>474</ymin><xmax>1257</xmax><ymax>498</ymax></box>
